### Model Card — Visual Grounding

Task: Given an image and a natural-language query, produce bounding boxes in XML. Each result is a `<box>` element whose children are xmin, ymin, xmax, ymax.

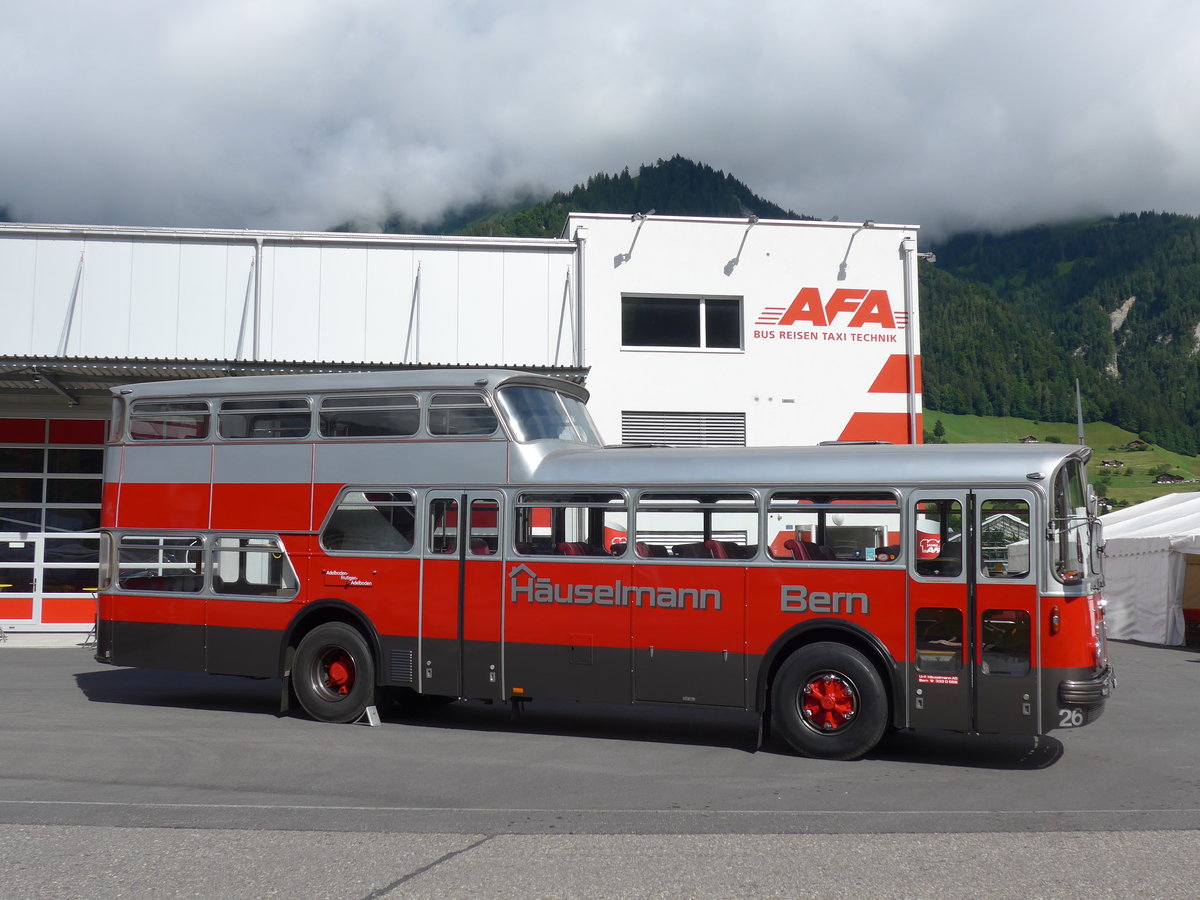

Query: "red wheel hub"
<box><xmin>802</xmin><ymin>673</ymin><xmax>857</xmax><ymax>732</ymax></box>
<box><xmin>323</xmin><ymin>651</ymin><xmax>356</xmax><ymax>695</ymax></box>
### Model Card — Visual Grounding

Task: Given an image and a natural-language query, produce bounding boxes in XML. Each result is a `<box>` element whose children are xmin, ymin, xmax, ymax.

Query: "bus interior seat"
<box><xmin>784</xmin><ymin>539</ymin><xmax>814</xmax><ymax>560</ymax></box>
<box><xmin>470</xmin><ymin>538</ymin><xmax>493</xmax><ymax>555</ymax></box>
<box><xmin>702</xmin><ymin>540</ymin><xmax>728</xmax><ymax>559</ymax></box>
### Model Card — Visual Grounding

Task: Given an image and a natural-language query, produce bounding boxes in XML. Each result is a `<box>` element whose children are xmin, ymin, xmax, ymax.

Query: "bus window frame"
<box><xmin>767</xmin><ymin>489</ymin><xmax>903</xmax><ymax>565</ymax></box>
<box><xmin>217</xmin><ymin>396</ymin><xmax>314</xmax><ymax>441</ymax></box>
<box><xmin>210</xmin><ymin>533</ymin><xmax>300</xmax><ymax>601</ymax></box>
<box><xmin>513</xmin><ymin>490</ymin><xmax>629</xmax><ymax>558</ymax></box>
<box><xmin>319</xmin><ymin>487</ymin><xmax>418</xmax><ymax>556</ymax></box>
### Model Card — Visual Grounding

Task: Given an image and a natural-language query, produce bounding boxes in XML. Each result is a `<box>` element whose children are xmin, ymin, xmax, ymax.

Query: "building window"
<box><xmin>621</xmin><ymin>296</ymin><xmax>742</xmax><ymax>350</ymax></box>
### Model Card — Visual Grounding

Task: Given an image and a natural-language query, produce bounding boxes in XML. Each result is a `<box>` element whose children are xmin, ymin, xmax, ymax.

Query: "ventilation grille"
<box><xmin>621</xmin><ymin>411</ymin><xmax>747</xmax><ymax>447</ymax></box>
<box><xmin>389</xmin><ymin>649</ymin><xmax>414</xmax><ymax>684</ymax></box>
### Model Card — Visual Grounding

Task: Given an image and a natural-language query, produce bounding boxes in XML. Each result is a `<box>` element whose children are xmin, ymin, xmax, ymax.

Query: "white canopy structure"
<box><xmin>1101</xmin><ymin>493</ymin><xmax>1200</xmax><ymax>645</ymax></box>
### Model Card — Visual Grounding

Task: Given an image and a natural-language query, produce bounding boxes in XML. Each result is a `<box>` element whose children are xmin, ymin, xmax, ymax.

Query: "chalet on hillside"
<box><xmin>1155</xmin><ymin>473</ymin><xmax>1185</xmax><ymax>484</ymax></box>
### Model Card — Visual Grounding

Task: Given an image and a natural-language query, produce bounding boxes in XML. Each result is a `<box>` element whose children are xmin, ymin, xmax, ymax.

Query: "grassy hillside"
<box><xmin>925</xmin><ymin>410</ymin><xmax>1200</xmax><ymax>508</ymax></box>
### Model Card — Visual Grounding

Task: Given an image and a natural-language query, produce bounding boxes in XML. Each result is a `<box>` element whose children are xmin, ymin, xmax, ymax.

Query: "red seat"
<box><xmin>556</xmin><ymin>542</ymin><xmax>584</xmax><ymax>556</ymax></box>
<box><xmin>702</xmin><ymin>539</ymin><xmax>728</xmax><ymax>559</ymax></box>
<box><xmin>784</xmin><ymin>539</ymin><xmax>824</xmax><ymax>561</ymax></box>
<box><xmin>470</xmin><ymin>538</ymin><xmax>492</xmax><ymax>556</ymax></box>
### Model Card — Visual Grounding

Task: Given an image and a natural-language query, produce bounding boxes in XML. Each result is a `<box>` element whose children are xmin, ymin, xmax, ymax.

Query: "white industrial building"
<box><xmin>0</xmin><ymin>213</ymin><xmax>922</xmax><ymax>630</ymax></box>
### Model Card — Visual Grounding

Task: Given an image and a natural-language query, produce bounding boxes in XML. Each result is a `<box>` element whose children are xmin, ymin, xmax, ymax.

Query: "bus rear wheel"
<box><xmin>293</xmin><ymin>623</ymin><xmax>376</xmax><ymax>724</ymax></box>
<box><xmin>772</xmin><ymin>642</ymin><xmax>888</xmax><ymax>760</ymax></box>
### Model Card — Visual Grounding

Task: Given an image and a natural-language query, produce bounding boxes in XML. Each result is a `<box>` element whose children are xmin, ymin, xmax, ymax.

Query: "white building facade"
<box><xmin>0</xmin><ymin>213</ymin><xmax>921</xmax><ymax>630</ymax></box>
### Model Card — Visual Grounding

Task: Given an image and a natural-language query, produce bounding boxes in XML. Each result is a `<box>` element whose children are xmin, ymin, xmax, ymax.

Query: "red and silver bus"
<box><xmin>95</xmin><ymin>369</ymin><xmax>1113</xmax><ymax>759</ymax></box>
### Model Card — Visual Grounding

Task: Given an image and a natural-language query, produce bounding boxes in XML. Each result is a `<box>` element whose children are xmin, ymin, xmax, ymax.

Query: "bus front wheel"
<box><xmin>772</xmin><ymin>642</ymin><xmax>888</xmax><ymax>760</ymax></box>
<box><xmin>293</xmin><ymin>623</ymin><xmax>376</xmax><ymax>724</ymax></box>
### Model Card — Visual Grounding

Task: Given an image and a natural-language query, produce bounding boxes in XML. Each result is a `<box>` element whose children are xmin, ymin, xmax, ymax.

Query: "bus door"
<box><xmin>907</xmin><ymin>490</ymin><xmax>1040</xmax><ymax>735</ymax></box>
<box><xmin>421</xmin><ymin>491</ymin><xmax>504</xmax><ymax>701</ymax></box>
<box><xmin>972</xmin><ymin>489</ymin><xmax>1039</xmax><ymax>735</ymax></box>
<box><xmin>907</xmin><ymin>491</ymin><xmax>972</xmax><ymax>732</ymax></box>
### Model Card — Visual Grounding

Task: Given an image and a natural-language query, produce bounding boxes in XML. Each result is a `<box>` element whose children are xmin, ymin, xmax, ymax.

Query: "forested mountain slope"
<box><xmin>928</xmin><ymin>213</ymin><xmax>1200</xmax><ymax>454</ymax></box>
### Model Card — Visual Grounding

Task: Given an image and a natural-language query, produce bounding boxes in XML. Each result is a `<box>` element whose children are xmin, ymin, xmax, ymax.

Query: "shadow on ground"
<box><xmin>75</xmin><ymin>666</ymin><xmax>1062</xmax><ymax>768</ymax></box>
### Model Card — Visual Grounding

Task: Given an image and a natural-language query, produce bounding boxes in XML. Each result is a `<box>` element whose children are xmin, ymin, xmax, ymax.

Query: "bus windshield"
<box><xmin>496</xmin><ymin>386</ymin><xmax>602</xmax><ymax>445</ymax></box>
<box><xmin>1051</xmin><ymin>458</ymin><xmax>1094</xmax><ymax>584</ymax></box>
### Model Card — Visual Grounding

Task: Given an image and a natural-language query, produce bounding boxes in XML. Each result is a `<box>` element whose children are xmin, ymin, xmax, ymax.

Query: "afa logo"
<box><xmin>756</xmin><ymin>288</ymin><xmax>907</xmax><ymax>330</ymax></box>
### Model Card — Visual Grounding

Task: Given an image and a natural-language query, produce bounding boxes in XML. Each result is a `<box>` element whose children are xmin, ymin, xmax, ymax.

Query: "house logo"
<box><xmin>754</xmin><ymin>288</ymin><xmax>906</xmax><ymax>343</ymax></box>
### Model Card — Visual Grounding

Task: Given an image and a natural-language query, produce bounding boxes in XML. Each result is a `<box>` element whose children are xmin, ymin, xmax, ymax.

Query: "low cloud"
<box><xmin>3</xmin><ymin>0</ymin><xmax>1198</xmax><ymax>239</ymax></box>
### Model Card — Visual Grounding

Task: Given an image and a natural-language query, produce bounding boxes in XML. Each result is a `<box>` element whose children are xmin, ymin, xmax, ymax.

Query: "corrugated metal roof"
<box><xmin>0</xmin><ymin>355</ymin><xmax>588</xmax><ymax>399</ymax></box>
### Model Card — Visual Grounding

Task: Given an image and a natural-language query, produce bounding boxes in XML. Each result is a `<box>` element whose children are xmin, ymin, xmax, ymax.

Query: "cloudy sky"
<box><xmin>3</xmin><ymin>0</ymin><xmax>1198</xmax><ymax>240</ymax></box>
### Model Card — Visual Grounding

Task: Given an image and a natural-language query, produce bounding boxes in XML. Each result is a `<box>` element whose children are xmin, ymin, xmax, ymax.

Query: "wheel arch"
<box><xmin>755</xmin><ymin>620</ymin><xmax>901</xmax><ymax>726</ymax></box>
<box><xmin>279</xmin><ymin>599</ymin><xmax>383</xmax><ymax>684</ymax></box>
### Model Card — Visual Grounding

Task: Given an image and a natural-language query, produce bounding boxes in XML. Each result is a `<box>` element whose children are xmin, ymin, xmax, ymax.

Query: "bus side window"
<box><xmin>634</xmin><ymin>492</ymin><xmax>757</xmax><ymax>561</ymax></box>
<box><xmin>915</xmin><ymin>607</ymin><xmax>963</xmax><ymax>673</ymax></box>
<box><xmin>768</xmin><ymin>492</ymin><xmax>900</xmax><ymax>562</ymax></box>
<box><xmin>212</xmin><ymin>536</ymin><xmax>298</xmax><ymax>598</ymax></box>
<box><xmin>980</xmin><ymin>499</ymin><xmax>1030</xmax><ymax>578</ymax></box>
<box><xmin>321</xmin><ymin>490</ymin><xmax>415</xmax><ymax>553</ymax></box>
<box><xmin>469</xmin><ymin>498</ymin><xmax>499</xmax><ymax>556</ymax></box>
<box><xmin>980</xmin><ymin>609</ymin><xmax>1031</xmax><ymax>676</ymax></box>
<box><xmin>914</xmin><ymin>499</ymin><xmax>962</xmax><ymax>577</ymax></box>
<box><xmin>513</xmin><ymin>493</ymin><xmax>627</xmax><ymax>557</ymax></box>
<box><xmin>428</xmin><ymin>499</ymin><xmax>458</xmax><ymax>554</ymax></box>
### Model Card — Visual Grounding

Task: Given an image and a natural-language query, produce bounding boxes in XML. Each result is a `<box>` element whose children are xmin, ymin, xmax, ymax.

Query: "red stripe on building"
<box><xmin>867</xmin><ymin>354</ymin><xmax>922</xmax><ymax>394</ymax></box>
<box><xmin>837</xmin><ymin>412</ymin><xmax>924</xmax><ymax>444</ymax></box>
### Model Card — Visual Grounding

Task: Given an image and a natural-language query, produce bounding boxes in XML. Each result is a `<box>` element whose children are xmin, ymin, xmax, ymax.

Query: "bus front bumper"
<box><xmin>1058</xmin><ymin>665</ymin><xmax>1116</xmax><ymax>708</ymax></box>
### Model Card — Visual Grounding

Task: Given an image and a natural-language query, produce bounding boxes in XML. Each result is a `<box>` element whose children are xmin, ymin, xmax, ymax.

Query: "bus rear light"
<box><xmin>1049</xmin><ymin>605</ymin><xmax>1061</xmax><ymax>635</ymax></box>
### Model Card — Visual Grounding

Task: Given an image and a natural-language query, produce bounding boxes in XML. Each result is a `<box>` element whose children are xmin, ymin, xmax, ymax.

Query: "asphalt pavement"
<box><xmin>0</xmin><ymin>636</ymin><xmax>1197</xmax><ymax>899</ymax></box>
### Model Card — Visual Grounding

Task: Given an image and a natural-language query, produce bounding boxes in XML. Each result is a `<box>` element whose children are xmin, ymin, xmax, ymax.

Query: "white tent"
<box><xmin>1100</xmin><ymin>493</ymin><xmax>1200</xmax><ymax>645</ymax></box>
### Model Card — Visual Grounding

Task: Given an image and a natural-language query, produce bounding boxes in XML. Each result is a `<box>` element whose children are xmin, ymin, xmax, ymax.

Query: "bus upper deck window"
<box><xmin>319</xmin><ymin>394</ymin><xmax>419</xmax><ymax>438</ymax></box>
<box><xmin>428</xmin><ymin>393</ymin><xmax>498</xmax><ymax>436</ymax></box>
<box><xmin>219</xmin><ymin>398</ymin><xmax>311</xmax><ymax>440</ymax></box>
<box><xmin>129</xmin><ymin>401</ymin><xmax>210</xmax><ymax>441</ymax></box>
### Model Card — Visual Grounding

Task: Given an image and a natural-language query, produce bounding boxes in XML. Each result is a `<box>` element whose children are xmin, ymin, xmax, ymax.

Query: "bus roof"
<box><xmin>110</xmin><ymin>368</ymin><xmax>589</xmax><ymax>402</ymax></box>
<box><xmin>517</xmin><ymin>441</ymin><xmax>1091</xmax><ymax>490</ymax></box>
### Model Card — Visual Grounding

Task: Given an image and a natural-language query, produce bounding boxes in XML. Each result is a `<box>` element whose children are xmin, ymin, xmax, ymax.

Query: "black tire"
<box><xmin>292</xmin><ymin>623</ymin><xmax>376</xmax><ymax>724</ymax></box>
<box><xmin>771</xmin><ymin>642</ymin><xmax>888</xmax><ymax>760</ymax></box>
